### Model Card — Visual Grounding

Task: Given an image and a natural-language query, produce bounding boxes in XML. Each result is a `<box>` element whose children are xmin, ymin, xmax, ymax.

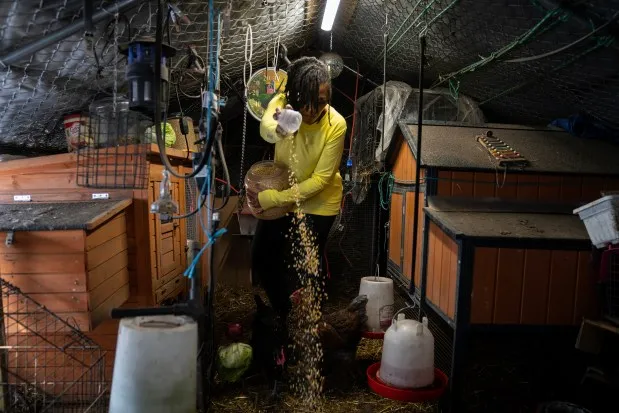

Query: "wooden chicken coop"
<box><xmin>386</xmin><ymin>121</ymin><xmax>619</xmax><ymax>408</ymax></box>
<box><xmin>0</xmin><ymin>145</ymin><xmax>196</xmax><ymax>381</ymax></box>
<box><xmin>0</xmin><ymin>199</ymin><xmax>133</xmax><ymax>332</ymax></box>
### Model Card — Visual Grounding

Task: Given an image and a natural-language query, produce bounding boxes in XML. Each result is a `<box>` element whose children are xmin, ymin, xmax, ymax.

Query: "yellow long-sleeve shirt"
<box><xmin>257</xmin><ymin>93</ymin><xmax>347</xmax><ymax>216</ymax></box>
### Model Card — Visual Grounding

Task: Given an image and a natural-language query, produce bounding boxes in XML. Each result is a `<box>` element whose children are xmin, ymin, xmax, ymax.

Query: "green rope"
<box><xmin>449</xmin><ymin>79</ymin><xmax>460</xmax><ymax>101</ymax></box>
<box><xmin>379</xmin><ymin>172</ymin><xmax>395</xmax><ymax>210</ymax></box>
<box><xmin>479</xmin><ymin>35</ymin><xmax>615</xmax><ymax>106</ymax></box>
<box><xmin>432</xmin><ymin>7</ymin><xmax>570</xmax><ymax>89</ymax></box>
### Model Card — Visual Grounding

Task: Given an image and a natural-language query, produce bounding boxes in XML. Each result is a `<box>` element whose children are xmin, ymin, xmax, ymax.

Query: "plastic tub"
<box><xmin>573</xmin><ymin>195</ymin><xmax>619</xmax><ymax>248</ymax></box>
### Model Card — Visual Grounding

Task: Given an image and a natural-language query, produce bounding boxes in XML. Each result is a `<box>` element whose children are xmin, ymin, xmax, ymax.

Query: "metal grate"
<box><xmin>76</xmin><ymin>106</ymin><xmax>151</xmax><ymax>189</ymax></box>
<box><xmin>327</xmin><ymin>179</ymin><xmax>382</xmax><ymax>279</ymax></box>
<box><xmin>388</xmin><ymin>262</ymin><xmax>453</xmax><ymax>377</ymax></box>
<box><xmin>0</xmin><ymin>279</ymin><xmax>107</xmax><ymax>413</ymax></box>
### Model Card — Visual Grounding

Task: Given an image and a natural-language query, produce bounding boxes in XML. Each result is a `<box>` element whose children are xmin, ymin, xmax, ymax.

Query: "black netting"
<box><xmin>332</xmin><ymin>0</ymin><xmax>619</xmax><ymax>128</ymax></box>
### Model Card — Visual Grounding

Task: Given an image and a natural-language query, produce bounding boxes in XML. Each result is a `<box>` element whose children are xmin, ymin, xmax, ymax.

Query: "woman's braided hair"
<box><xmin>285</xmin><ymin>56</ymin><xmax>331</xmax><ymax>118</ymax></box>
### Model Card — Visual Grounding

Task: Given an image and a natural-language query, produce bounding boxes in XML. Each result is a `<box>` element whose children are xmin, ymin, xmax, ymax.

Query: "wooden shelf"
<box><xmin>148</xmin><ymin>143</ymin><xmax>195</xmax><ymax>161</ymax></box>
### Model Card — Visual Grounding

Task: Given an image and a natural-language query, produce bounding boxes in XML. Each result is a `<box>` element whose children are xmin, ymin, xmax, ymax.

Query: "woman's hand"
<box><xmin>246</xmin><ymin>190</ymin><xmax>263</xmax><ymax>214</ymax></box>
<box><xmin>274</xmin><ymin>105</ymin><xmax>294</xmax><ymax>137</ymax></box>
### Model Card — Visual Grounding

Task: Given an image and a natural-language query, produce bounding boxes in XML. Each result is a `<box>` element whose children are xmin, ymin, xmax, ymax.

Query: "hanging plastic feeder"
<box><xmin>120</xmin><ymin>37</ymin><xmax>177</xmax><ymax>114</ymax></box>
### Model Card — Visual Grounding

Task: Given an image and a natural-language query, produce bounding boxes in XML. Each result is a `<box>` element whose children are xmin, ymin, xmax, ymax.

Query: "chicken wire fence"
<box><xmin>0</xmin><ymin>0</ymin><xmax>318</xmax><ymax>152</ymax></box>
<box><xmin>0</xmin><ymin>279</ymin><xmax>107</xmax><ymax>413</ymax></box>
<box><xmin>333</xmin><ymin>0</ymin><xmax>619</xmax><ymax>129</ymax></box>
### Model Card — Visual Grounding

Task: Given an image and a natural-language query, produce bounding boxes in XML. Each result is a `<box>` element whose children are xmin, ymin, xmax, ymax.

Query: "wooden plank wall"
<box><xmin>0</xmin><ymin>213</ymin><xmax>130</xmax><ymax>332</ymax></box>
<box><xmin>391</xmin><ymin>137</ymin><xmax>421</xmax><ymax>183</ymax></box>
<box><xmin>425</xmin><ymin>222</ymin><xmax>458</xmax><ymax>320</ymax></box>
<box><xmin>388</xmin><ymin>193</ymin><xmax>403</xmax><ymax>267</ymax></box>
<box><xmin>436</xmin><ymin>170</ymin><xmax>619</xmax><ymax>203</ymax></box>
<box><xmin>470</xmin><ymin>248</ymin><xmax>598</xmax><ymax>325</ymax></box>
<box><xmin>85</xmin><ymin>213</ymin><xmax>131</xmax><ymax>329</ymax></box>
<box><xmin>389</xmin><ymin>137</ymin><xmax>426</xmax><ymax>284</ymax></box>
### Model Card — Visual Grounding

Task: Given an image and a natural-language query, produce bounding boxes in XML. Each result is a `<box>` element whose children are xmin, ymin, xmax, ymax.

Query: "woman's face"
<box><xmin>299</xmin><ymin>83</ymin><xmax>329</xmax><ymax>124</ymax></box>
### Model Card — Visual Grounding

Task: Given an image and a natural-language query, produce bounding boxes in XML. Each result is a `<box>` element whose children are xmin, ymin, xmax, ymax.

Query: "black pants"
<box><xmin>251</xmin><ymin>213</ymin><xmax>336</xmax><ymax>320</ymax></box>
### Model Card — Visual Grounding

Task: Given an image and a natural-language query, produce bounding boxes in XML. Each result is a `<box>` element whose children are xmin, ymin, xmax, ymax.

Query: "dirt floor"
<box><xmin>208</xmin><ymin>274</ymin><xmax>440</xmax><ymax>413</ymax></box>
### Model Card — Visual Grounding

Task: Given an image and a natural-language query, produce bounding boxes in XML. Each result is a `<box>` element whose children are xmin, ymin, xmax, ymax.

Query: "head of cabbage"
<box><xmin>217</xmin><ymin>342</ymin><xmax>253</xmax><ymax>383</ymax></box>
<box><xmin>144</xmin><ymin>122</ymin><xmax>177</xmax><ymax>146</ymax></box>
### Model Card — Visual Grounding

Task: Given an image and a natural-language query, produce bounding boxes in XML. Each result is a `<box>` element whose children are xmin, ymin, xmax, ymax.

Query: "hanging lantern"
<box><xmin>319</xmin><ymin>52</ymin><xmax>344</xmax><ymax>79</ymax></box>
<box><xmin>120</xmin><ymin>37</ymin><xmax>177</xmax><ymax>114</ymax></box>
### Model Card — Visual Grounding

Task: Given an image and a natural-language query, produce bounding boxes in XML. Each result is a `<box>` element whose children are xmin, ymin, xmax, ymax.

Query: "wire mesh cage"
<box><xmin>76</xmin><ymin>97</ymin><xmax>152</xmax><ymax>189</ymax></box>
<box><xmin>0</xmin><ymin>279</ymin><xmax>108</xmax><ymax>413</ymax></box>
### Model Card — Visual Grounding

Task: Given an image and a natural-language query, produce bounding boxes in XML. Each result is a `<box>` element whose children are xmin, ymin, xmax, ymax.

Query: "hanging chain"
<box><xmin>330</xmin><ymin>31</ymin><xmax>333</xmax><ymax>51</ymax></box>
<box><xmin>238</xmin><ymin>24</ymin><xmax>253</xmax><ymax>212</ymax></box>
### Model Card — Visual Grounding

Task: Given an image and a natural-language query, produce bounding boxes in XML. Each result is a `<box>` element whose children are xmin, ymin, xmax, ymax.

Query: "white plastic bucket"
<box><xmin>109</xmin><ymin>315</ymin><xmax>198</xmax><ymax>413</ymax></box>
<box><xmin>359</xmin><ymin>276</ymin><xmax>394</xmax><ymax>332</ymax></box>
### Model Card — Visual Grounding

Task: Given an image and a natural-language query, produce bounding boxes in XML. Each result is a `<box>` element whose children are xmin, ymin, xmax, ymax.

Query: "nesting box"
<box><xmin>385</xmin><ymin>121</ymin><xmax>619</xmax><ymax>410</ymax></box>
<box><xmin>0</xmin><ymin>199</ymin><xmax>133</xmax><ymax>331</ymax></box>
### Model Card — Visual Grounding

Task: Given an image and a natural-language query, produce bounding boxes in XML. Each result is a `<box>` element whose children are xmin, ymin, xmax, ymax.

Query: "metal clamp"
<box><xmin>5</xmin><ymin>231</ymin><xmax>14</xmax><ymax>247</ymax></box>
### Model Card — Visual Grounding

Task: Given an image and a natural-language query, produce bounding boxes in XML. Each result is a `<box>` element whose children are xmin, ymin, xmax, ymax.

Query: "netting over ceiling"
<box><xmin>332</xmin><ymin>0</ymin><xmax>619</xmax><ymax>128</ymax></box>
<box><xmin>0</xmin><ymin>0</ymin><xmax>618</xmax><ymax>153</ymax></box>
<box><xmin>0</xmin><ymin>0</ymin><xmax>318</xmax><ymax>152</ymax></box>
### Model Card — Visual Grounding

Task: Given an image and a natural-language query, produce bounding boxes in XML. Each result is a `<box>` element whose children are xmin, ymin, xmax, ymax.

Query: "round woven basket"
<box><xmin>244</xmin><ymin>160</ymin><xmax>292</xmax><ymax>220</ymax></box>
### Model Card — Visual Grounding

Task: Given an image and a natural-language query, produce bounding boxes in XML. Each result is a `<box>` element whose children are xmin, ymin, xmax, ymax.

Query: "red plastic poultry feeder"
<box><xmin>366</xmin><ymin>362</ymin><xmax>448</xmax><ymax>403</ymax></box>
<box><xmin>361</xmin><ymin>330</ymin><xmax>385</xmax><ymax>339</ymax></box>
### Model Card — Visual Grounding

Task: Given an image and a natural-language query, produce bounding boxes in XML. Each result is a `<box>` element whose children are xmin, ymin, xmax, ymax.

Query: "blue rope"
<box><xmin>185</xmin><ymin>2</ymin><xmax>227</xmax><ymax>280</ymax></box>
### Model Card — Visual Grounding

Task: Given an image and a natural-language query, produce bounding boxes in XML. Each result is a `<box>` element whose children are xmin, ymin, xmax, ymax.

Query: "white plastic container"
<box><xmin>573</xmin><ymin>195</ymin><xmax>619</xmax><ymax>248</ymax></box>
<box><xmin>109</xmin><ymin>315</ymin><xmax>198</xmax><ymax>413</ymax></box>
<box><xmin>358</xmin><ymin>276</ymin><xmax>394</xmax><ymax>332</ymax></box>
<box><xmin>379</xmin><ymin>314</ymin><xmax>435</xmax><ymax>389</ymax></box>
<box><xmin>277</xmin><ymin>108</ymin><xmax>302</xmax><ymax>134</ymax></box>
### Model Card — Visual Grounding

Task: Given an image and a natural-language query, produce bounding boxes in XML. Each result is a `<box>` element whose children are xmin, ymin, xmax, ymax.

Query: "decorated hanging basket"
<box><xmin>246</xmin><ymin>67</ymin><xmax>288</xmax><ymax>121</ymax></box>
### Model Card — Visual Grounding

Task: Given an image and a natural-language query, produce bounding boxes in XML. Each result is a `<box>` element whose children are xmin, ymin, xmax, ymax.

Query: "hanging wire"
<box><xmin>379</xmin><ymin>172</ymin><xmax>394</xmax><ymax>210</ymax></box>
<box><xmin>237</xmin><ymin>24</ymin><xmax>253</xmax><ymax>211</ymax></box>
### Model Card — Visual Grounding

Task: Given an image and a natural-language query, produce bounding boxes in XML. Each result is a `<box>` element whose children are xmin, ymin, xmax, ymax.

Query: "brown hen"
<box><xmin>289</xmin><ymin>289</ymin><xmax>369</xmax><ymax>390</ymax></box>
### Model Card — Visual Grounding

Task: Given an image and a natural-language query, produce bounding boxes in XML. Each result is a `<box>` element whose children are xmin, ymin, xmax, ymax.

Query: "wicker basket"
<box><xmin>244</xmin><ymin>160</ymin><xmax>292</xmax><ymax>220</ymax></box>
<box><xmin>168</xmin><ymin>116</ymin><xmax>199</xmax><ymax>153</ymax></box>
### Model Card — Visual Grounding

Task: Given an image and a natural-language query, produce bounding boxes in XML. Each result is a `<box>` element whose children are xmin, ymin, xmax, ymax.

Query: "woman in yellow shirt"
<box><xmin>248</xmin><ymin>56</ymin><xmax>347</xmax><ymax>322</ymax></box>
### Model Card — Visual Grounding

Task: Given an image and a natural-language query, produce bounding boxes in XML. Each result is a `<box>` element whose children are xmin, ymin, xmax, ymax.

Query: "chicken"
<box><xmin>289</xmin><ymin>289</ymin><xmax>369</xmax><ymax>389</ymax></box>
<box><xmin>250</xmin><ymin>294</ymin><xmax>288</xmax><ymax>398</ymax></box>
<box><xmin>290</xmin><ymin>289</ymin><xmax>368</xmax><ymax>352</ymax></box>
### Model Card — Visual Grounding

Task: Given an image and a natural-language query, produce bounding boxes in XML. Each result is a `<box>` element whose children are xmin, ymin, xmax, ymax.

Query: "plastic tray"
<box><xmin>573</xmin><ymin>195</ymin><xmax>619</xmax><ymax>248</ymax></box>
<box><xmin>367</xmin><ymin>362</ymin><xmax>448</xmax><ymax>403</ymax></box>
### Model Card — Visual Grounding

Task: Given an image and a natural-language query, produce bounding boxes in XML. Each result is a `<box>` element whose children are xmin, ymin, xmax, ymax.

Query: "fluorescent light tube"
<box><xmin>321</xmin><ymin>0</ymin><xmax>341</xmax><ymax>31</ymax></box>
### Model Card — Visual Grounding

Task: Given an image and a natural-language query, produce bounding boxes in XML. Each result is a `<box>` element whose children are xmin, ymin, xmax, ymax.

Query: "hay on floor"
<box><xmin>210</xmin><ymin>279</ymin><xmax>440</xmax><ymax>413</ymax></box>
